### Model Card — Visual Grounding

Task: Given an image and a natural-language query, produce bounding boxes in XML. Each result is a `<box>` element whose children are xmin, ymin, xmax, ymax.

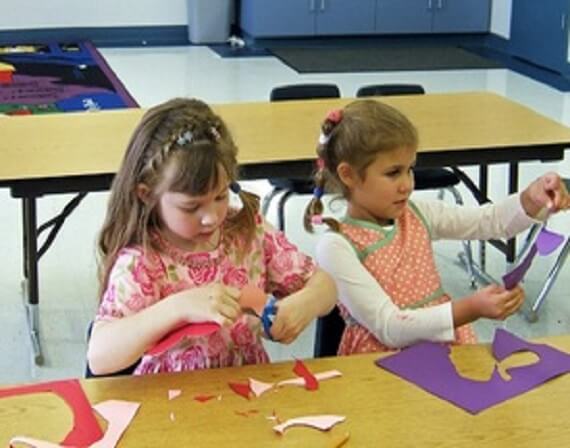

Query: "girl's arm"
<box><xmin>316</xmin><ymin>233</ymin><xmax>525</xmax><ymax>349</ymax></box>
<box><xmin>87</xmin><ymin>284</ymin><xmax>240</xmax><ymax>375</ymax></box>
<box><xmin>269</xmin><ymin>269</ymin><xmax>337</xmax><ymax>344</ymax></box>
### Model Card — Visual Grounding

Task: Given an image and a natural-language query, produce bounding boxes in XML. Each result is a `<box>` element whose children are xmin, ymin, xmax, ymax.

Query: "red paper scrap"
<box><xmin>194</xmin><ymin>394</ymin><xmax>216</xmax><ymax>403</ymax></box>
<box><xmin>228</xmin><ymin>382</ymin><xmax>251</xmax><ymax>400</ymax></box>
<box><xmin>292</xmin><ymin>359</ymin><xmax>319</xmax><ymax>391</ymax></box>
<box><xmin>147</xmin><ymin>322</ymin><xmax>220</xmax><ymax>356</ymax></box>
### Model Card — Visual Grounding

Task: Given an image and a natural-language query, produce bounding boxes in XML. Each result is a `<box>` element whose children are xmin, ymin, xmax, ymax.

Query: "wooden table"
<box><xmin>1</xmin><ymin>91</ymin><xmax>570</xmax><ymax>364</ymax></box>
<box><xmin>2</xmin><ymin>335</ymin><xmax>570</xmax><ymax>447</ymax></box>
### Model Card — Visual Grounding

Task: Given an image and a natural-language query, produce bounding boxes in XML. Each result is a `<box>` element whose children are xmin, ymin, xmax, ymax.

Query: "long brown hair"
<box><xmin>98</xmin><ymin>98</ymin><xmax>258</xmax><ymax>299</ymax></box>
<box><xmin>304</xmin><ymin>99</ymin><xmax>418</xmax><ymax>232</ymax></box>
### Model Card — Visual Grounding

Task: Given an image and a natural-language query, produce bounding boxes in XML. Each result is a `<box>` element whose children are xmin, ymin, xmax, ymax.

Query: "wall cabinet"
<box><xmin>240</xmin><ymin>0</ymin><xmax>376</xmax><ymax>38</ymax></box>
<box><xmin>376</xmin><ymin>0</ymin><xmax>490</xmax><ymax>34</ymax></box>
<box><xmin>239</xmin><ymin>0</ymin><xmax>490</xmax><ymax>38</ymax></box>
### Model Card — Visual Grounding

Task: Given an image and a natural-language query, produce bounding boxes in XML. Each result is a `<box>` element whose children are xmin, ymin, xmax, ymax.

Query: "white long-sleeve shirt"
<box><xmin>315</xmin><ymin>194</ymin><xmax>537</xmax><ymax>349</ymax></box>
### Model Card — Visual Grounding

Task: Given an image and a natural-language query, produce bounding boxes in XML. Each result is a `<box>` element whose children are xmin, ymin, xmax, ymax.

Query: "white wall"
<box><xmin>0</xmin><ymin>0</ymin><xmax>188</xmax><ymax>29</ymax></box>
<box><xmin>490</xmin><ymin>0</ymin><xmax>512</xmax><ymax>39</ymax></box>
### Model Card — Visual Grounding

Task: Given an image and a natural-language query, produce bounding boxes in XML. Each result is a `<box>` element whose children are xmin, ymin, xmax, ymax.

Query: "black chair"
<box><xmin>85</xmin><ymin>321</ymin><xmax>138</xmax><ymax>378</ymax></box>
<box><xmin>314</xmin><ymin>307</ymin><xmax>346</xmax><ymax>358</ymax></box>
<box><xmin>522</xmin><ymin>177</ymin><xmax>570</xmax><ymax>322</ymax></box>
<box><xmin>356</xmin><ymin>83</ymin><xmax>476</xmax><ymax>287</ymax></box>
<box><xmin>262</xmin><ymin>83</ymin><xmax>341</xmax><ymax>231</ymax></box>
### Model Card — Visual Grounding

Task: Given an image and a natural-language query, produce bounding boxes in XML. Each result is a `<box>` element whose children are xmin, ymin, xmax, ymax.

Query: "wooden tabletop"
<box><xmin>1</xmin><ymin>92</ymin><xmax>570</xmax><ymax>183</ymax></box>
<box><xmin>2</xmin><ymin>334</ymin><xmax>570</xmax><ymax>447</ymax></box>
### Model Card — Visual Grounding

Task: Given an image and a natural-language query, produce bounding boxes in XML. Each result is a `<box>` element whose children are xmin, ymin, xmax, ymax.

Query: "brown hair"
<box><xmin>304</xmin><ymin>99</ymin><xmax>418</xmax><ymax>232</ymax></box>
<box><xmin>98</xmin><ymin>98</ymin><xmax>259</xmax><ymax>299</ymax></box>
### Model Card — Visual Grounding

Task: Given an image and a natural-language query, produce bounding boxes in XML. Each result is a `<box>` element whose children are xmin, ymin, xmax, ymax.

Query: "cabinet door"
<box><xmin>376</xmin><ymin>0</ymin><xmax>433</xmax><ymax>34</ymax></box>
<box><xmin>316</xmin><ymin>0</ymin><xmax>376</xmax><ymax>35</ymax></box>
<box><xmin>240</xmin><ymin>0</ymin><xmax>315</xmax><ymax>37</ymax></box>
<box><xmin>510</xmin><ymin>0</ymin><xmax>569</xmax><ymax>73</ymax></box>
<box><xmin>432</xmin><ymin>0</ymin><xmax>490</xmax><ymax>33</ymax></box>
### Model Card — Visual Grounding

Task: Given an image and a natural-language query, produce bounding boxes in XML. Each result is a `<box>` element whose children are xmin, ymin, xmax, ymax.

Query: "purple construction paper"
<box><xmin>376</xmin><ymin>329</ymin><xmax>570</xmax><ymax>414</ymax></box>
<box><xmin>502</xmin><ymin>244</ymin><xmax>537</xmax><ymax>290</ymax></box>
<box><xmin>535</xmin><ymin>227</ymin><xmax>565</xmax><ymax>256</ymax></box>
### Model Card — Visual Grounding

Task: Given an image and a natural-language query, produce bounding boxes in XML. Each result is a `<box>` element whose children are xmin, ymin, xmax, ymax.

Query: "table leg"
<box><xmin>22</xmin><ymin>197</ymin><xmax>43</xmax><ymax>365</ymax></box>
<box><xmin>479</xmin><ymin>164</ymin><xmax>488</xmax><ymax>271</ymax></box>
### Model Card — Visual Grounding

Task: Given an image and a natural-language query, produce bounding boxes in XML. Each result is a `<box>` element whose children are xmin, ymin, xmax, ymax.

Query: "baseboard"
<box><xmin>0</xmin><ymin>26</ymin><xmax>189</xmax><ymax>47</ymax></box>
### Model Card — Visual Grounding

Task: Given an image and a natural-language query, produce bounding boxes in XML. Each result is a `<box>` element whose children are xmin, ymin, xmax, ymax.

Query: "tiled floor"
<box><xmin>1</xmin><ymin>45</ymin><xmax>569</xmax><ymax>385</ymax></box>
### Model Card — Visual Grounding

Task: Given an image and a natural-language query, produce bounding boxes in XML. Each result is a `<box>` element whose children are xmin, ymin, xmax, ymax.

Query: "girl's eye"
<box><xmin>386</xmin><ymin>170</ymin><xmax>400</xmax><ymax>177</ymax></box>
<box><xmin>180</xmin><ymin>206</ymin><xmax>199</xmax><ymax>213</ymax></box>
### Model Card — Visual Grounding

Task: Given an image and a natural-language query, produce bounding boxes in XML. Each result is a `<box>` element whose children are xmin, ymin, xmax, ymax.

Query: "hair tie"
<box><xmin>176</xmin><ymin>130</ymin><xmax>193</xmax><ymax>146</ymax></box>
<box><xmin>316</xmin><ymin>158</ymin><xmax>325</xmax><ymax>170</ymax></box>
<box><xmin>210</xmin><ymin>126</ymin><xmax>221</xmax><ymax>141</ymax></box>
<box><xmin>313</xmin><ymin>186</ymin><xmax>324</xmax><ymax>199</ymax></box>
<box><xmin>229</xmin><ymin>181</ymin><xmax>241</xmax><ymax>194</ymax></box>
<box><xmin>326</xmin><ymin>109</ymin><xmax>343</xmax><ymax>124</ymax></box>
<box><xmin>311</xmin><ymin>215</ymin><xmax>324</xmax><ymax>225</ymax></box>
<box><xmin>318</xmin><ymin>132</ymin><xmax>330</xmax><ymax>146</ymax></box>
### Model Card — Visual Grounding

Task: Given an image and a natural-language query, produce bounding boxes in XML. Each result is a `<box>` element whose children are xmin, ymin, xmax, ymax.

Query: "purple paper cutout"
<box><xmin>502</xmin><ymin>245</ymin><xmax>537</xmax><ymax>290</ymax></box>
<box><xmin>502</xmin><ymin>227</ymin><xmax>566</xmax><ymax>290</ymax></box>
<box><xmin>535</xmin><ymin>228</ymin><xmax>565</xmax><ymax>256</ymax></box>
<box><xmin>376</xmin><ymin>329</ymin><xmax>570</xmax><ymax>414</ymax></box>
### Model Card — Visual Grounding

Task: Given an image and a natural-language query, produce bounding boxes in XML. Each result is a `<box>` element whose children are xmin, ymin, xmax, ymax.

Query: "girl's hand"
<box><xmin>521</xmin><ymin>172</ymin><xmax>570</xmax><ymax>217</ymax></box>
<box><xmin>471</xmin><ymin>284</ymin><xmax>525</xmax><ymax>320</ymax></box>
<box><xmin>269</xmin><ymin>292</ymin><xmax>314</xmax><ymax>344</ymax></box>
<box><xmin>174</xmin><ymin>284</ymin><xmax>241</xmax><ymax>326</ymax></box>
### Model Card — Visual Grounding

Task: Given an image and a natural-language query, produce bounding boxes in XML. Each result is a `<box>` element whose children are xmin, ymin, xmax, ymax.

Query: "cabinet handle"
<box><xmin>320</xmin><ymin>0</ymin><xmax>326</xmax><ymax>11</ymax></box>
<box><xmin>562</xmin><ymin>13</ymin><xmax>567</xmax><ymax>30</ymax></box>
<box><xmin>437</xmin><ymin>0</ymin><xmax>443</xmax><ymax>9</ymax></box>
<box><xmin>309</xmin><ymin>0</ymin><xmax>315</xmax><ymax>11</ymax></box>
<box><xmin>427</xmin><ymin>0</ymin><xmax>432</xmax><ymax>10</ymax></box>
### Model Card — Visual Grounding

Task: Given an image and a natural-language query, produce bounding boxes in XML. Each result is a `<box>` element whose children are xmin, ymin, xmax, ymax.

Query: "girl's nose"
<box><xmin>201</xmin><ymin>212</ymin><xmax>217</xmax><ymax>227</ymax></box>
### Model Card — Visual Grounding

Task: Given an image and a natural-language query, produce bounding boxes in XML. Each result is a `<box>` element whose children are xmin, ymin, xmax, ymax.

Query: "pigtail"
<box><xmin>303</xmin><ymin>109</ymin><xmax>343</xmax><ymax>233</ymax></box>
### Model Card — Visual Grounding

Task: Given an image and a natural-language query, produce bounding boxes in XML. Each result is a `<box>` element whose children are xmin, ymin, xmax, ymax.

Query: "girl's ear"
<box><xmin>337</xmin><ymin>162</ymin><xmax>357</xmax><ymax>188</ymax></box>
<box><xmin>136</xmin><ymin>183</ymin><xmax>151</xmax><ymax>203</ymax></box>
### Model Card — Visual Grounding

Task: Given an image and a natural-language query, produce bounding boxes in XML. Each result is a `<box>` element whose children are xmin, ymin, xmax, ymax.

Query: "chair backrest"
<box><xmin>270</xmin><ymin>83</ymin><xmax>341</xmax><ymax>102</ymax></box>
<box><xmin>314</xmin><ymin>306</ymin><xmax>346</xmax><ymax>358</ymax></box>
<box><xmin>356</xmin><ymin>83</ymin><xmax>425</xmax><ymax>97</ymax></box>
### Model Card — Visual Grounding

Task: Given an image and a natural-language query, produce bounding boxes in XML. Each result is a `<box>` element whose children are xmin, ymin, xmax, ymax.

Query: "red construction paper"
<box><xmin>228</xmin><ymin>382</ymin><xmax>251</xmax><ymax>400</ymax></box>
<box><xmin>0</xmin><ymin>379</ymin><xmax>103</xmax><ymax>447</ymax></box>
<box><xmin>292</xmin><ymin>359</ymin><xmax>319</xmax><ymax>391</ymax></box>
<box><xmin>193</xmin><ymin>394</ymin><xmax>216</xmax><ymax>403</ymax></box>
<box><xmin>147</xmin><ymin>322</ymin><xmax>220</xmax><ymax>356</ymax></box>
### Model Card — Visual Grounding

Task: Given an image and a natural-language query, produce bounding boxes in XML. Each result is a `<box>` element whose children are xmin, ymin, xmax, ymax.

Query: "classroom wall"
<box><xmin>0</xmin><ymin>0</ymin><xmax>188</xmax><ymax>29</ymax></box>
<box><xmin>490</xmin><ymin>0</ymin><xmax>512</xmax><ymax>39</ymax></box>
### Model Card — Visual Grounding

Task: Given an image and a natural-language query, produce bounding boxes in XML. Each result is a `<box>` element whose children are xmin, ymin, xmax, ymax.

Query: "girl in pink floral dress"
<box><xmin>87</xmin><ymin>98</ymin><xmax>336</xmax><ymax>376</ymax></box>
<box><xmin>304</xmin><ymin>100</ymin><xmax>569</xmax><ymax>355</ymax></box>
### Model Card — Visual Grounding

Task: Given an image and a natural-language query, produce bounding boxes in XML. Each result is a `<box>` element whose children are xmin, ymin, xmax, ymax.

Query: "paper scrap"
<box><xmin>277</xmin><ymin>370</ymin><xmax>342</xmax><ymax>387</ymax></box>
<box><xmin>535</xmin><ymin>227</ymin><xmax>565</xmax><ymax>255</ymax></box>
<box><xmin>273</xmin><ymin>415</ymin><xmax>346</xmax><ymax>435</ymax></box>
<box><xmin>194</xmin><ymin>394</ymin><xmax>216</xmax><ymax>403</ymax></box>
<box><xmin>228</xmin><ymin>382</ymin><xmax>251</xmax><ymax>400</ymax></box>
<box><xmin>168</xmin><ymin>389</ymin><xmax>182</xmax><ymax>401</ymax></box>
<box><xmin>249</xmin><ymin>378</ymin><xmax>274</xmax><ymax>397</ymax></box>
<box><xmin>292</xmin><ymin>359</ymin><xmax>319</xmax><ymax>390</ymax></box>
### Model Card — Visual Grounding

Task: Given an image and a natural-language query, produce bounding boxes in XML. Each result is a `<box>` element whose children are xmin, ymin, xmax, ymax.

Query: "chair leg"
<box><xmin>261</xmin><ymin>187</ymin><xmax>283</xmax><ymax>217</ymax></box>
<box><xmin>277</xmin><ymin>190</ymin><xmax>295</xmax><ymax>232</ymax></box>
<box><xmin>447</xmin><ymin>186</ymin><xmax>477</xmax><ymax>288</ymax></box>
<box><xmin>526</xmin><ymin>238</ymin><xmax>570</xmax><ymax>323</ymax></box>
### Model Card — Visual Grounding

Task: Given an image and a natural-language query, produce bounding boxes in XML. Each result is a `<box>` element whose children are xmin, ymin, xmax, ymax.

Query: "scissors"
<box><xmin>243</xmin><ymin>295</ymin><xmax>278</xmax><ymax>340</ymax></box>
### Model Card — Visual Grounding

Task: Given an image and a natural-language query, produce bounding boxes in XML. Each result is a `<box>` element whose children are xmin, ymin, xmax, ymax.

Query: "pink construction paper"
<box><xmin>277</xmin><ymin>370</ymin><xmax>342</xmax><ymax>387</ymax></box>
<box><xmin>273</xmin><ymin>415</ymin><xmax>346</xmax><ymax>435</ymax></box>
<box><xmin>9</xmin><ymin>400</ymin><xmax>140</xmax><ymax>448</ymax></box>
<box><xmin>147</xmin><ymin>322</ymin><xmax>220</xmax><ymax>356</ymax></box>
<box><xmin>376</xmin><ymin>329</ymin><xmax>570</xmax><ymax>414</ymax></box>
<box><xmin>91</xmin><ymin>400</ymin><xmax>140</xmax><ymax>448</ymax></box>
<box><xmin>168</xmin><ymin>389</ymin><xmax>182</xmax><ymax>400</ymax></box>
<box><xmin>249</xmin><ymin>378</ymin><xmax>274</xmax><ymax>397</ymax></box>
<box><xmin>0</xmin><ymin>379</ymin><xmax>103</xmax><ymax>446</ymax></box>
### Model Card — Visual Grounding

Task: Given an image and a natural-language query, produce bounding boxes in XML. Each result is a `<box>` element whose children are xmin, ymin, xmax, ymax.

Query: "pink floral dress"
<box><xmin>95</xmin><ymin>214</ymin><xmax>316</xmax><ymax>375</ymax></box>
<box><xmin>338</xmin><ymin>203</ymin><xmax>477</xmax><ymax>356</ymax></box>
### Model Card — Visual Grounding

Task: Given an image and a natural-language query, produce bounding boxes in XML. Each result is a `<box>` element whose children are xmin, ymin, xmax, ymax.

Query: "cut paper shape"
<box><xmin>277</xmin><ymin>370</ymin><xmax>342</xmax><ymax>387</ymax></box>
<box><xmin>273</xmin><ymin>415</ymin><xmax>346</xmax><ymax>435</ymax></box>
<box><xmin>168</xmin><ymin>389</ymin><xmax>182</xmax><ymax>401</ymax></box>
<box><xmin>376</xmin><ymin>329</ymin><xmax>570</xmax><ymax>414</ymax></box>
<box><xmin>9</xmin><ymin>400</ymin><xmax>140</xmax><ymax>448</ymax></box>
<box><xmin>147</xmin><ymin>322</ymin><xmax>220</xmax><ymax>356</ymax></box>
<box><xmin>240</xmin><ymin>284</ymin><xmax>267</xmax><ymax>316</ymax></box>
<box><xmin>292</xmin><ymin>359</ymin><xmax>319</xmax><ymax>390</ymax></box>
<box><xmin>228</xmin><ymin>382</ymin><xmax>252</xmax><ymax>400</ymax></box>
<box><xmin>194</xmin><ymin>394</ymin><xmax>216</xmax><ymax>403</ymax></box>
<box><xmin>249</xmin><ymin>378</ymin><xmax>274</xmax><ymax>397</ymax></box>
<box><xmin>0</xmin><ymin>379</ymin><xmax>103</xmax><ymax>447</ymax></box>
<box><xmin>502</xmin><ymin>226</ymin><xmax>565</xmax><ymax>289</ymax></box>
<box><xmin>91</xmin><ymin>400</ymin><xmax>140</xmax><ymax>448</ymax></box>
<box><xmin>169</xmin><ymin>412</ymin><xmax>175</xmax><ymax>422</ymax></box>
<box><xmin>535</xmin><ymin>227</ymin><xmax>565</xmax><ymax>255</ymax></box>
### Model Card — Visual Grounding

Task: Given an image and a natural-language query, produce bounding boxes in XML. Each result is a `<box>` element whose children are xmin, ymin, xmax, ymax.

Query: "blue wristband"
<box><xmin>261</xmin><ymin>296</ymin><xmax>278</xmax><ymax>340</ymax></box>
